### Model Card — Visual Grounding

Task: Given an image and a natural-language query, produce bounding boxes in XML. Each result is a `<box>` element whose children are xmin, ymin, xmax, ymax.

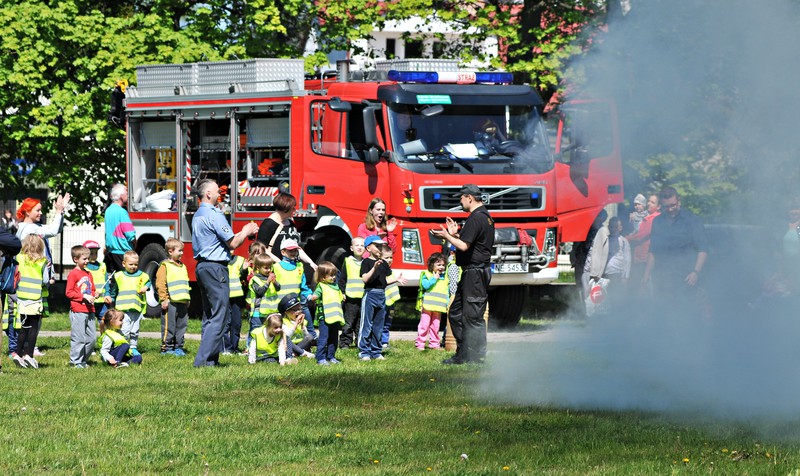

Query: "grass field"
<box><xmin>3</xmin><ymin>315</ymin><xmax>800</xmax><ymax>474</ymax></box>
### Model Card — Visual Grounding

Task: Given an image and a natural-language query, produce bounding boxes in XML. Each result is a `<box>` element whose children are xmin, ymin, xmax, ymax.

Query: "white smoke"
<box><xmin>481</xmin><ymin>0</ymin><xmax>800</xmax><ymax>437</ymax></box>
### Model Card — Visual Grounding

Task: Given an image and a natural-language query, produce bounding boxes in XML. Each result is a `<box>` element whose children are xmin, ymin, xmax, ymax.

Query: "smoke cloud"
<box><xmin>482</xmin><ymin>0</ymin><xmax>800</xmax><ymax>438</ymax></box>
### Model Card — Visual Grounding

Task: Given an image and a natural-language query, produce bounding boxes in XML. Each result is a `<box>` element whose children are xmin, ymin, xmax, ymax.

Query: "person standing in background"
<box><xmin>104</xmin><ymin>184</ymin><xmax>136</xmax><ymax>274</ymax></box>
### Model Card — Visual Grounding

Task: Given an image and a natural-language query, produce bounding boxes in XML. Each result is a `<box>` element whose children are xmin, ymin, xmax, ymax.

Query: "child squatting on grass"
<box><xmin>65</xmin><ymin>244</ymin><xmax>99</xmax><ymax>368</ymax></box>
<box><xmin>99</xmin><ymin>308</ymin><xmax>142</xmax><ymax>367</ymax></box>
<box><xmin>248</xmin><ymin>313</ymin><xmax>296</xmax><ymax>365</ymax></box>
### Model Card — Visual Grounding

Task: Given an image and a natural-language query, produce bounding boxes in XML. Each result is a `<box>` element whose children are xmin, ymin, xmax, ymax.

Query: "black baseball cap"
<box><xmin>453</xmin><ymin>184</ymin><xmax>481</xmax><ymax>198</ymax></box>
<box><xmin>278</xmin><ymin>293</ymin><xmax>302</xmax><ymax>314</ymax></box>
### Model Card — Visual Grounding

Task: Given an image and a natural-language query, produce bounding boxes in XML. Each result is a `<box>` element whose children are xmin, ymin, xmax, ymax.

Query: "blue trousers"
<box><xmin>223</xmin><ymin>296</ymin><xmax>246</xmax><ymax>352</ymax></box>
<box><xmin>358</xmin><ymin>288</ymin><xmax>386</xmax><ymax>359</ymax></box>
<box><xmin>315</xmin><ymin>319</ymin><xmax>341</xmax><ymax>361</ymax></box>
<box><xmin>194</xmin><ymin>262</ymin><xmax>230</xmax><ymax>367</ymax></box>
<box><xmin>110</xmin><ymin>343</ymin><xmax>142</xmax><ymax>365</ymax></box>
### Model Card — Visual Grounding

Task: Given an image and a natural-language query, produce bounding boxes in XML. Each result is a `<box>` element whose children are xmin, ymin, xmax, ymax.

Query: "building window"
<box><xmin>405</xmin><ymin>39</ymin><xmax>424</xmax><ymax>58</ymax></box>
<box><xmin>386</xmin><ymin>38</ymin><xmax>396</xmax><ymax>59</ymax></box>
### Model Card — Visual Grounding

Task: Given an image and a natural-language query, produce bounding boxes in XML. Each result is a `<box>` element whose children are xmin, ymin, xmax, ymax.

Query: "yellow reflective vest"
<box><xmin>273</xmin><ymin>261</ymin><xmax>303</xmax><ymax>302</ymax></box>
<box><xmin>103</xmin><ymin>329</ymin><xmax>132</xmax><ymax>356</ymax></box>
<box><xmin>228</xmin><ymin>255</ymin><xmax>246</xmax><ymax>298</ymax></box>
<box><xmin>162</xmin><ymin>261</ymin><xmax>191</xmax><ymax>303</ymax></box>
<box><xmin>317</xmin><ymin>282</ymin><xmax>345</xmax><ymax>325</ymax></box>
<box><xmin>16</xmin><ymin>254</ymin><xmax>48</xmax><ymax>317</ymax></box>
<box><xmin>343</xmin><ymin>256</ymin><xmax>364</xmax><ymax>299</ymax></box>
<box><xmin>385</xmin><ymin>272</ymin><xmax>401</xmax><ymax>307</ymax></box>
<box><xmin>2</xmin><ymin>294</ymin><xmax>19</xmax><ymax>330</ymax></box>
<box><xmin>247</xmin><ymin>274</ymin><xmax>280</xmax><ymax>316</ymax></box>
<box><xmin>87</xmin><ymin>262</ymin><xmax>107</xmax><ymax>298</ymax></box>
<box><xmin>417</xmin><ymin>271</ymin><xmax>448</xmax><ymax>312</ymax></box>
<box><xmin>281</xmin><ymin>316</ymin><xmax>306</xmax><ymax>344</ymax></box>
<box><xmin>114</xmin><ymin>272</ymin><xmax>148</xmax><ymax>313</ymax></box>
<box><xmin>250</xmin><ymin>326</ymin><xmax>281</xmax><ymax>356</ymax></box>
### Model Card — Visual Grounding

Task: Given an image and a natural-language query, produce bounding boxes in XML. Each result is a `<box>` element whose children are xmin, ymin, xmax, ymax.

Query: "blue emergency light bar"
<box><xmin>388</xmin><ymin>70</ymin><xmax>513</xmax><ymax>84</ymax></box>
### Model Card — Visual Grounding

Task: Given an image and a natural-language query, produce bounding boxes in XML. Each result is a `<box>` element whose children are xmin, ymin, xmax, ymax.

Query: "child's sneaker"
<box><xmin>302</xmin><ymin>351</ymin><xmax>315</xmax><ymax>359</ymax></box>
<box><xmin>329</xmin><ymin>358</ymin><xmax>341</xmax><ymax>364</ymax></box>
<box><xmin>360</xmin><ymin>355</ymin><xmax>371</xmax><ymax>362</ymax></box>
<box><xmin>116</xmin><ymin>362</ymin><xmax>129</xmax><ymax>368</ymax></box>
<box><xmin>33</xmin><ymin>347</ymin><xmax>45</xmax><ymax>357</ymax></box>
<box><xmin>317</xmin><ymin>359</ymin><xmax>330</xmax><ymax>366</ymax></box>
<box><xmin>23</xmin><ymin>355</ymin><xmax>39</xmax><ymax>369</ymax></box>
<box><xmin>11</xmin><ymin>353</ymin><xmax>27</xmax><ymax>368</ymax></box>
<box><xmin>174</xmin><ymin>348</ymin><xmax>187</xmax><ymax>357</ymax></box>
<box><xmin>374</xmin><ymin>355</ymin><xmax>386</xmax><ymax>361</ymax></box>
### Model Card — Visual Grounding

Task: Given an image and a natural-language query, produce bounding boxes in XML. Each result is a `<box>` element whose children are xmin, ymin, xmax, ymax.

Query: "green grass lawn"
<box><xmin>3</xmin><ymin>320</ymin><xmax>800</xmax><ymax>474</ymax></box>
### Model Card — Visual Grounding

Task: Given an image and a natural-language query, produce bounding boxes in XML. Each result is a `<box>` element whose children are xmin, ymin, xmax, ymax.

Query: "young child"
<box><xmin>313</xmin><ymin>261</ymin><xmax>345</xmax><ymax>365</ymax></box>
<box><xmin>338</xmin><ymin>236</ymin><xmax>364</xmax><ymax>349</ymax></box>
<box><xmin>247</xmin><ymin>313</ymin><xmax>296</xmax><ymax>365</ymax></box>
<box><xmin>224</xmin><ymin>250</ymin><xmax>248</xmax><ymax>354</ymax></box>
<box><xmin>105</xmin><ymin>250</ymin><xmax>150</xmax><ymax>351</ymax></box>
<box><xmin>155</xmin><ymin>238</ymin><xmax>190</xmax><ymax>356</ymax></box>
<box><xmin>416</xmin><ymin>252</ymin><xmax>448</xmax><ymax>350</ymax></box>
<box><xmin>278</xmin><ymin>293</ymin><xmax>315</xmax><ymax>359</ymax></box>
<box><xmin>12</xmin><ymin>234</ymin><xmax>49</xmax><ymax>369</ymax></box>
<box><xmin>358</xmin><ymin>235</ymin><xmax>405</xmax><ymax>361</ymax></box>
<box><xmin>243</xmin><ymin>241</ymin><xmax>267</xmax><ymax>349</ymax></box>
<box><xmin>84</xmin><ymin>240</ymin><xmax>108</xmax><ymax>322</ymax></box>
<box><xmin>273</xmin><ymin>238</ymin><xmax>318</xmax><ymax>342</ymax></box>
<box><xmin>247</xmin><ymin>253</ymin><xmax>281</xmax><ymax>336</ymax></box>
<box><xmin>381</xmin><ymin>248</ymin><xmax>401</xmax><ymax>350</ymax></box>
<box><xmin>65</xmin><ymin>244</ymin><xmax>98</xmax><ymax>368</ymax></box>
<box><xmin>99</xmin><ymin>308</ymin><xmax>142</xmax><ymax>367</ymax></box>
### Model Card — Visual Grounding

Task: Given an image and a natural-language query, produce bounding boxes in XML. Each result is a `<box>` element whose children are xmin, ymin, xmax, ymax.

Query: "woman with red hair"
<box><xmin>15</xmin><ymin>193</ymin><xmax>70</xmax><ymax>358</ymax></box>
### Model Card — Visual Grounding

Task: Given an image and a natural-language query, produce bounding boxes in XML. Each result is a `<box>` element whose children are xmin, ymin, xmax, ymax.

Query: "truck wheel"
<box><xmin>316</xmin><ymin>245</ymin><xmax>348</xmax><ymax>271</ymax></box>
<box><xmin>489</xmin><ymin>286</ymin><xmax>526</xmax><ymax>328</ymax></box>
<box><xmin>139</xmin><ymin>243</ymin><xmax>167</xmax><ymax>317</ymax></box>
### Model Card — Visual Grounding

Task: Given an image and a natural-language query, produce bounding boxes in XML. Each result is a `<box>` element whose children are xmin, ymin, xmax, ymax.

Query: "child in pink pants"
<box><xmin>416</xmin><ymin>253</ymin><xmax>448</xmax><ymax>350</ymax></box>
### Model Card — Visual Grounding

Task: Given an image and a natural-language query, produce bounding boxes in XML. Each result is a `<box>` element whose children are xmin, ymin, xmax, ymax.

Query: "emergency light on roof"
<box><xmin>388</xmin><ymin>70</ymin><xmax>513</xmax><ymax>85</ymax></box>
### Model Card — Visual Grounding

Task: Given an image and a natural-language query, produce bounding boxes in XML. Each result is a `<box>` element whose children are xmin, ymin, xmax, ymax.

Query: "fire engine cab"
<box><xmin>121</xmin><ymin>58</ymin><xmax>622</xmax><ymax>326</ymax></box>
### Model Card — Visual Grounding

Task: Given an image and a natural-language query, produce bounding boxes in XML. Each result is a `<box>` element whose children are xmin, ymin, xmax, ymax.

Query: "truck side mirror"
<box><xmin>329</xmin><ymin>97</ymin><xmax>351</xmax><ymax>112</ymax></box>
<box><xmin>366</xmin><ymin>147</ymin><xmax>381</xmax><ymax>165</ymax></box>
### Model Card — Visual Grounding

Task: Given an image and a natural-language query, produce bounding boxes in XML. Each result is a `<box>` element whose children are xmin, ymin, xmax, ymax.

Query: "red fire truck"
<box><xmin>120</xmin><ymin>58</ymin><xmax>622</xmax><ymax>326</ymax></box>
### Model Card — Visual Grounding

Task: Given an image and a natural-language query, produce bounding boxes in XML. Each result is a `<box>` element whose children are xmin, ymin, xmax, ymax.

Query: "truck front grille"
<box><xmin>419</xmin><ymin>186</ymin><xmax>545</xmax><ymax>212</ymax></box>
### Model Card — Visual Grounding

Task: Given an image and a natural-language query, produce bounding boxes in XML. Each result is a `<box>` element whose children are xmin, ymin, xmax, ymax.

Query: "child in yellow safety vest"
<box><xmin>246</xmin><ymin>253</ymin><xmax>281</xmax><ymax>346</ymax></box>
<box><xmin>99</xmin><ymin>308</ymin><xmax>142</xmax><ymax>367</ymax></box>
<box><xmin>247</xmin><ymin>313</ymin><xmax>296</xmax><ymax>365</ymax></box>
<box><xmin>83</xmin><ymin>240</ymin><xmax>107</xmax><ymax>322</ymax></box>
<box><xmin>223</xmin><ymin>251</ymin><xmax>248</xmax><ymax>355</ymax></box>
<box><xmin>105</xmin><ymin>250</ymin><xmax>150</xmax><ymax>351</ymax></box>
<box><xmin>11</xmin><ymin>234</ymin><xmax>49</xmax><ymax>369</ymax></box>
<box><xmin>337</xmin><ymin>236</ymin><xmax>364</xmax><ymax>349</ymax></box>
<box><xmin>313</xmin><ymin>262</ymin><xmax>346</xmax><ymax>365</ymax></box>
<box><xmin>155</xmin><ymin>238</ymin><xmax>191</xmax><ymax>356</ymax></box>
<box><xmin>416</xmin><ymin>252</ymin><xmax>448</xmax><ymax>350</ymax></box>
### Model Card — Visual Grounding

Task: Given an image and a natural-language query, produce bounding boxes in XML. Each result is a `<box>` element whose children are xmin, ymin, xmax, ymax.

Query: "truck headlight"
<box><xmin>402</xmin><ymin>229</ymin><xmax>423</xmax><ymax>264</ymax></box>
<box><xmin>544</xmin><ymin>227</ymin><xmax>557</xmax><ymax>263</ymax></box>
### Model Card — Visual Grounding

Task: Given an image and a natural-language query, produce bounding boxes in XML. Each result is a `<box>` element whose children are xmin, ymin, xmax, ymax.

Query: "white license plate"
<box><xmin>492</xmin><ymin>262</ymin><xmax>529</xmax><ymax>273</ymax></box>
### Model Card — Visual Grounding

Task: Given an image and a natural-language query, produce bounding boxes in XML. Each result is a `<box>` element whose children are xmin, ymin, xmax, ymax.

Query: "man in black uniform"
<box><xmin>432</xmin><ymin>184</ymin><xmax>494</xmax><ymax>364</ymax></box>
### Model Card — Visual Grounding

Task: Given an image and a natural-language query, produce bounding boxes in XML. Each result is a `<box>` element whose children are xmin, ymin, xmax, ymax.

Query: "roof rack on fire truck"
<box><xmin>126</xmin><ymin>59</ymin><xmax>306</xmax><ymax>98</ymax></box>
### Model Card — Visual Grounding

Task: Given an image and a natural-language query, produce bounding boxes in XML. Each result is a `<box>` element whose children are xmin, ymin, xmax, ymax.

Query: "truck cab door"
<box><xmin>553</xmin><ymin>99</ymin><xmax>624</xmax><ymax>242</ymax></box>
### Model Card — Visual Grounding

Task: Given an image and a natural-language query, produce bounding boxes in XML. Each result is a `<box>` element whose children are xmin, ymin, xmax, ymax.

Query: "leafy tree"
<box><xmin>0</xmin><ymin>1</ymin><xmax>218</xmax><ymax>224</ymax></box>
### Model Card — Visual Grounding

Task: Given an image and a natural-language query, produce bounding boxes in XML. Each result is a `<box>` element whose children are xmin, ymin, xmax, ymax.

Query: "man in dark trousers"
<box><xmin>642</xmin><ymin>186</ymin><xmax>708</xmax><ymax>312</ymax></box>
<box><xmin>432</xmin><ymin>184</ymin><xmax>494</xmax><ymax>364</ymax></box>
<box><xmin>192</xmin><ymin>179</ymin><xmax>258</xmax><ymax>367</ymax></box>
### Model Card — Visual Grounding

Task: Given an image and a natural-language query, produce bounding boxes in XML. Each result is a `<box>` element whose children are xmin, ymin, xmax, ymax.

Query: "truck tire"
<box><xmin>139</xmin><ymin>242</ymin><xmax>168</xmax><ymax>317</ymax></box>
<box><xmin>489</xmin><ymin>286</ymin><xmax>526</xmax><ymax>328</ymax></box>
<box><xmin>316</xmin><ymin>245</ymin><xmax>348</xmax><ymax>271</ymax></box>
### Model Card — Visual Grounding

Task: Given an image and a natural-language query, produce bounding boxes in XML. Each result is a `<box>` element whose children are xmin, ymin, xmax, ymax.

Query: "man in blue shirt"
<box><xmin>192</xmin><ymin>179</ymin><xmax>259</xmax><ymax>367</ymax></box>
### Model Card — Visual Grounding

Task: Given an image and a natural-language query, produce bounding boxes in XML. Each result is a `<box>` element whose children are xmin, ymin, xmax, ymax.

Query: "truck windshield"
<box><xmin>388</xmin><ymin>104</ymin><xmax>553</xmax><ymax>173</ymax></box>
